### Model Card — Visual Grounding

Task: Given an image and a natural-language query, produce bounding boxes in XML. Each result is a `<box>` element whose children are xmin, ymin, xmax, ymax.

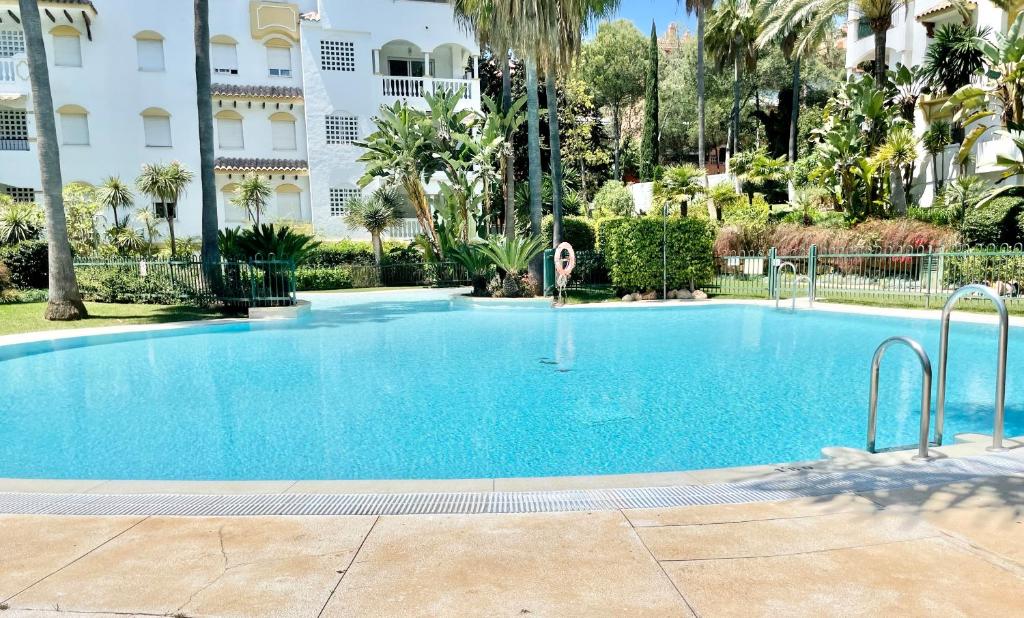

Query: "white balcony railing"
<box><xmin>387</xmin><ymin>217</ymin><xmax>422</xmax><ymax>239</ymax></box>
<box><xmin>0</xmin><ymin>58</ymin><xmax>16</xmax><ymax>84</ymax></box>
<box><xmin>380</xmin><ymin>76</ymin><xmax>475</xmax><ymax>101</ymax></box>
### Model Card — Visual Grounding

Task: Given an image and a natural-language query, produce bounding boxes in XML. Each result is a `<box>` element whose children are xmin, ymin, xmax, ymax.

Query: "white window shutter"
<box><xmin>211</xmin><ymin>43</ymin><xmax>237</xmax><ymax>73</ymax></box>
<box><xmin>277</xmin><ymin>192</ymin><xmax>301</xmax><ymax>220</ymax></box>
<box><xmin>60</xmin><ymin>113</ymin><xmax>89</xmax><ymax>145</ymax></box>
<box><xmin>53</xmin><ymin>35</ymin><xmax>81</xmax><ymax>67</ymax></box>
<box><xmin>267</xmin><ymin>47</ymin><xmax>291</xmax><ymax>76</ymax></box>
<box><xmin>137</xmin><ymin>39</ymin><xmax>164</xmax><ymax>71</ymax></box>
<box><xmin>271</xmin><ymin>120</ymin><xmax>296</xmax><ymax>150</ymax></box>
<box><xmin>143</xmin><ymin>116</ymin><xmax>172</xmax><ymax>147</ymax></box>
<box><xmin>217</xmin><ymin>118</ymin><xmax>244</xmax><ymax>149</ymax></box>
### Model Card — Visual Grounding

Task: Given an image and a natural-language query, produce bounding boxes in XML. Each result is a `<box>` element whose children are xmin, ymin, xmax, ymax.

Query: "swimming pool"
<box><xmin>1</xmin><ymin>290</ymin><xmax>1021</xmax><ymax>481</ymax></box>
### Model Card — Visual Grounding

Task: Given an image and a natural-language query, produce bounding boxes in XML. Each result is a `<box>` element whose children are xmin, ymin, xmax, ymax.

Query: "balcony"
<box><xmin>0</xmin><ymin>138</ymin><xmax>29</xmax><ymax>151</ymax></box>
<box><xmin>0</xmin><ymin>55</ymin><xmax>31</xmax><ymax>96</ymax></box>
<box><xmin>380</xmin><ymin>76</ymin><xmax>475</xmax><ymax>101</ymax></box>
<box><xmin>387</xmin><ymin>217</ymin><xmax>422</xmax><ymax>240</ymax></box>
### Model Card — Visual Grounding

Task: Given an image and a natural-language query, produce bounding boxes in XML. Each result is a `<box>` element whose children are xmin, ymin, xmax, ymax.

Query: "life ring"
<box><xmin>554</xmin><ymin>242</ymin><xmax>575</xmax><ymax>279</ymax></box>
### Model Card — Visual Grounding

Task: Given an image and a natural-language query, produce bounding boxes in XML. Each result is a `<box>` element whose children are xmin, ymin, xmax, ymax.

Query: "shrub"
<box><xmin>75</xmin><ymin>266</ymin><xmax>209</xmax><ymax>305</ymax></box>
<box><xmin>592</xmin><ymin>180</ymin><xmax>635</xmax><ymax>218</ymax></box>
<box><xmin>724</xmin><ymin>194</ymin><xmax>771</xmax><ymax>225</ymax></box>
<box><xmin>944</xmin><ymin>251</ymin><xmax>1024</xmax><ymax>287</ymax></box>
<box><xmin>714</xmin><ymin>223</ymin><xmax>772</xmax><ymax>255</ymax></box>
<box><xmin>542</xmin><ymin>215</ymin><xmax>597</xmax><ymax>251</ymax></box>
<box><xmin>960</xmin><ymin>197</ymin><xmax>1024</xmax><ymax>246</ymax></box>
<box><xmin>766</xmin><ymin>219</ymin><xmax>958</xmax><ymax>255</ymax></box>
<box><xmin>601</xmin><ymin>217</ymin><xmax>715</xmax><ymax>292</ymax></box>
<box><xmin>0</xmin><ymin>240</ymin><xmax>48</xmax><ymax>289</ymax></box>
<box><xmin>305</xmin><ymin>239</ymin><xmax>416</xmax><ymax>267</ymax></box>
<box><xmin>295</xmin><ymin>267</ymin><xmax>354</xmax><ymax>291</ymax></box>
<box><xmin>908</xmin><ymin>206</ymin><xmax>953</xmax><ymax>226</ymax></box>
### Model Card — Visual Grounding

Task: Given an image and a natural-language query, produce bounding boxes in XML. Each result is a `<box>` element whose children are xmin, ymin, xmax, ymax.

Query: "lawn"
<box><xmin>0</xmin><ymin>302</ymin><xmax>223</xmax><ymax>337</ymax></box>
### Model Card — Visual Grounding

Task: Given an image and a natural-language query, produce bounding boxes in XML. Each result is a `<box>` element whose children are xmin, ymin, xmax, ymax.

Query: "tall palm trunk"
<box><xmin>611</xmin><ymin>105</ymin><xmax>621</xmax><ymax>180</ymax></box>
<box><xmin>697</xmin><ymin>4</ymin><xmax>707</xmax><ymax>186</ymax></box>
<box><xmin>501</xmin><ymin>51</ymin><xmax>515</xmax><ymax>240</ymax></box>
<box><xmin>371</xmin><ymin>230</ymin><xmax>382</xmax><ymax>264</ymax></box>
<box><xmin>525</xmin><ymin>56</ymin><xmax>543</xmax><ymax>292</ymax></box>
<box><xmin>165</xmin><ymin>200</ymin><xmax>177</xmax><ymax>258</ymax></box>
<box><xmin>730</xmin><ymin>53</ymin><xmax>740</xmax><ymax>192</ymax></box>
<box><xmin>194</xmin><ymin>0</ymin><xmax>219</xmax><ymax>266</ymax></box>
<box><xmin>788</xmin><ymin>57</ymin><xmax>801</xmax><ymax>202</ymax></box>
<box><xmin>872</xmin><ymin>28</ymin><xmax>887</xmax><ymax>86</ymax></box>
<box><xmin>19</xmin><ymin>0</ymin><xmax>86</xmax><ymax>320</ymax></box>
<box><xmin>545</xmin><ymin>56</ymin><xmax>563</xmax><ymax>248</ymax></box>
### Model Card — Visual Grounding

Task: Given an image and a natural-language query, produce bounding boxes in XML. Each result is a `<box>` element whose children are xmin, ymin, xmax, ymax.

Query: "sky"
<box><xmin>598</xmin><ymin>0</ymin><xmax>698</xmax><ymax>37</ymax></box>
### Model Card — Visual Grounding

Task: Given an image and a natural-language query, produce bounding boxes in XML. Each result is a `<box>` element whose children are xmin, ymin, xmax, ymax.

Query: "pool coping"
<box><xmin>1</xmin><ymin>290</ymin><xmax>1022</xmax><ymax>509</ymax></box>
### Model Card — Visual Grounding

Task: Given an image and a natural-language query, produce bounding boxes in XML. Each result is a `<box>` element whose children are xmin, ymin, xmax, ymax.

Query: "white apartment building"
<box><xmin>0</xmin><ymin>0</ymin><xmax>480</xmax><ymax>241</ymax></box>
<box><xmin>844</xmin><ymin>1</ymin><xmax>1013</xmax><ymax>206</ymax></box>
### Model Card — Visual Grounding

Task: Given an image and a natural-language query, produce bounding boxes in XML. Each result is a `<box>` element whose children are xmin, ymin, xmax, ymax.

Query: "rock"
<box><xmin>631</xmin><ymin>292</ymin><xmax>643</xmax><ymax>302</ymax></box>
<box><xmin>641</xmin><ymin>290</ymin><xmax>657</xmax><ymax>301</ymax></box>
<box><xmin>676</xmin><ymin>289</ymin><xmax>693</xmax><ymax>300</ymax></box>
<box><xmin>692</xmin><ymin>289</ymin><xmax>708</xmax><ymax>300</ymax></box>
<box><xmin>667</xmin><ymin>290</ymin><xmax>678</xmax><ymax>299</ymax></box>
<box><xmin>621</xmin><ymin>294</ymin><xmax>634</xmax><ymax>302</ymax></box>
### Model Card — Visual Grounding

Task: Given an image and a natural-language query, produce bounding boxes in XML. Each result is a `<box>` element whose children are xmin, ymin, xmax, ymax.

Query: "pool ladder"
<box><xmin>773</xmin><ymin>262</ymin><xmax>814</xmax><ymax>310</ymax></box>
<box><xmin>866</xmin><ymin>284</ymin><xmax>1010</xmax><ymax>457</ymax></box>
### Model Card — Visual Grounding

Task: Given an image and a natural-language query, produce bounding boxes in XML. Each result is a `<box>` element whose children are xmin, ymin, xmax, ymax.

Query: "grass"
<box><xmin>0</xmin><ymin>302</ymin><xmax>223</xmax><ymax>337</ymax></box>
<box><xmin>562</xmin><ymin>285</ymin><xmax>619</xmax><ymax>304</ymax></box>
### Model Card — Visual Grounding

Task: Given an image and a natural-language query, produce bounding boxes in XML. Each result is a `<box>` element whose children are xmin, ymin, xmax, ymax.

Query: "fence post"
<box><xmin>768</xmin><ymin>247</ymin><xmax>777</xmax><ymax>299</ymax></box>
<box><xmin>924</xmin><ymin>248</ymin><xmax>933</xmax><ymax>309</ymax></box>
<box><xmin>808</xmin><ymin>244</ymin><xmax>818</xmax><ymax>301</ymax></box>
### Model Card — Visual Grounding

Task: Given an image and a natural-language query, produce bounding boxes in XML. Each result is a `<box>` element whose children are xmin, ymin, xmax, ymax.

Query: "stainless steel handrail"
<box><xmin>935</xmin><ymin>284</ymin><xmax>1009</xmax><ymax>451</ymax></box>
<box><xmin>774</xmin><ymin>261</ymin><xmax>797</xmax><ymax>309</ymax></box>
<box><xmin>868</xmin><ymin>336</ymin><xmax>933</xmax><ymax>460</ymax></box>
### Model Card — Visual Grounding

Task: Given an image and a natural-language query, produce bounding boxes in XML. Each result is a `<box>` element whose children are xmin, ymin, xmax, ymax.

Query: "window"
<box><xmin>276</xmin><ymin>185</ymin><xmax>302</xmax><ymax>220</ymax></box>
<box><xmin>221</xmin><ymin>184</ymin><xmax>245</xmax><ymax>223</ymax></box>
<box><xmin>270</xmin><ymin>113</ymin><xmax>296</xmax><ymax>150</ymax></box>
<box><xmin>136</xmin><ymin>35</ymin><xmax>165</xmax><ymax>72</ymax></box>
<box><xmin>0</xmin><ymin>109</ymin><xmax>29</xmax><ymax>150</ymax></box>
<box><xmin>321</xmin><ymin>40</ymin><xmax>355</xmax><ymax>71</ymax></box>
<box><xmin>267</xmin><ymin>44</ymin><xmax>292</xmax><ymax>77</ymax></box>
<box><xmin>326</xmin><ymin>114</ymin><xmax>358</xmax><ymax>145</ymax></box>
<box><xmin>58</xmin><ymin>107</ymin><xmax>89</xmax><ymax>145</ymax></box>
<box><xmin>387</xmin><ymin>58</ymin><xmax>430</xmax><ymax>77</ymax></box>
<box><xmin>211</xmin><ymin>42</ymin><xmax>238</xmax><ymax>75</ymax></box>
<box><xmin>52</xmin><ymin>32</ymin><xmax>82</xmax><ymax>67</ymax></box>
<box><xmin>3</xmin><ymin>186</ymin><xmax>36</xmax><ymax>203</ymax></box>
<box><xmin>0</xmin><ymin>30</ymin><xmax>25</xmax><ymax>58</ymax></box>
<box><xmin>141</xmin><ymin>108</ymin><xmax>172</xmax><ymax>147</ymax></box>
<box><xmin>154</xmin><ymin>201</ymin><xmax>177</xmax><ymax>219</ymax></box>
<box><xmin>216</xmin><ymin>111</ymin><xmax>244</xmax><ymax>149</ymax></box>
<box><xmin>329</xmin><ymin>187</ymin><xmax>359</xmax><ymax>216</ymax></box>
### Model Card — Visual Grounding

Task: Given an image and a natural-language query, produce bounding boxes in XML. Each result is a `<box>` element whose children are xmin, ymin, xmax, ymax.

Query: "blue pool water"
<box><xmin>1</xmin><ymin>290</ymin><xmax>1022</xmax><ymax>480</ymax></box>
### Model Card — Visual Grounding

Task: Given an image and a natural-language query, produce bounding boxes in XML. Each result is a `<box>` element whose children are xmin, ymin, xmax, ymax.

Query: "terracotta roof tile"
<box><xmin>215</xmin><ymin>157</ymin><xmax>309</xmax><ymax>172</ymax></box>
<box><xmin>211</xmin><ymin>84</ymin><xmax>303</xmax><ymax>100</ymax></box>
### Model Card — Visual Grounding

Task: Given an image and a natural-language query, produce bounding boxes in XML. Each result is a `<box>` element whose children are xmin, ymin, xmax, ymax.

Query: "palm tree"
<box><xmin>231</xmin><ymin>173</ymin><xmax>272</xmax><ymax>226</ymax></box>
<box><xmin>136</xmin><ymin>161</ymin><xmax>194</xmax><ymax>258</ymax></box>
<box><xmin>922</xmin><ymin>120</ymin><xmax>953</xmax><ymax>193</ymax></box>
<box><xmin>654</xmin><ymin>164</ymin><xmax>706</xmax><ymax>217</ymax></box>
<box><xmin>194</xmin><ymin>0</ymin><xmax>219</xmax><ymax>265</ymax></box>
<box><xmin>706</xmin><ymin>0</ymin><xmax>760</xmax><ymax>167</ymax></box>
<box><xmin>682</xmin><ymin>0</ymin><xmax>715</xmax><ymax>183</ymax></box>
<box><xmin>343</xmin><ymin>187</ymin><xmax>401</xmax><ymax>264</ymax></box>
<box><xmin>97</xmin><ymin>177</ymin><xmax>134</xmax><ymax>228</ymax></box>
<box><xmin>874</xmin><ymin>124</ymin><xmax>917</xmax><ymax>213</ymax></box>
<box><xmin>18</xmin><ymin>0</ymin><xmax>86</xmax><ymax>320</ymax></box>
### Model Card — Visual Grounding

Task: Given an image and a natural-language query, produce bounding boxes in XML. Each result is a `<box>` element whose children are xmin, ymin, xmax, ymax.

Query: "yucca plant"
<box><xmin>343</xmin><ymin>187</ymin><xmax>401</xmax><ymax>264</ymax></box>
<box><xmin>922</xmin><ymin>121</ymin><xmax>953</xmax><ymax>192</ymax></box>
<box><xmin>0</xmin><ymin>199</ymin><xmax>44</xmax><ymax>244</ymax></box>
<box><xmin>231</xmin><ymin>173</ymin><xmax>272</xmax><ymax>226</ymax></box>
<box><xmin>97</xmin><ymin>176</ymin><xmax>134</xmax><ymax>228</ymax></box>
<box><xmin>106</xmin><ymin>218</ymin><xmax>147</xmax><ymax>256</ymax></box>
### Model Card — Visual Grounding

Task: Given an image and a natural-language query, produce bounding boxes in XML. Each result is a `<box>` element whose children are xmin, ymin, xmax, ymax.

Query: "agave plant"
<box><xmin>446</xmin><ymin>241</ymin><xmax>493</xmax><ymax>296</ymax></box>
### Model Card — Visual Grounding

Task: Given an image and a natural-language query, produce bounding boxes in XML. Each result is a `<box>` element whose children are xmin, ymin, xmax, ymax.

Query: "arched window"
<box><xmin>50</xmin><ymin>25</ymin><xmax>81</xmax><ymax>67</ymax></box>
<box><xmin>56</xmin><ymin>104</ymin><xmax>89</xmax><ymax>145</ymax></box>
<box><xmin>265</xmin><ymin>38</ymin><xmax>292</xmax><ymax>78</ymax></box>
<box><xmin>275</xmin><ymin>184</ymin><xmax>302</xmax><ymax>220</ymax></box>
<box><xmin>210</xmin><ymin>35</ymin><xmax>238</xmax><ymax>75</ymax></box>
<box><xmin>214</xmin><ymin>109</ymin><xmax>244</xmax><ymax>150</ymax></box>
<box><xmin>269</xmin><ymin>111</ymin><xmax>296</xmax><ymax>151</ymax></box>
<box><xmin>221</xmin><ymin>182</ymin><xmax>246</xmax><ymax>224</ymax></box>
<box><xmin>134</xmin><ymin>31</ymin><xmax>165</xmax><ymax>72</ymax></box>
<box><xmin>140</xmin><ymin>107</ymin><xmax>172</xmax><ymax>147</ymax></box>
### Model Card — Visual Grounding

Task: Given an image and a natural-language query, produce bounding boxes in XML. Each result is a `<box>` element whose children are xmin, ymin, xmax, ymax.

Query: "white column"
<box><xmin>372</xmin><ymin>49</ymin><xmax>380</xmax><ymax>75</ymax></box>
<box><xmin>472</xmin><ymin>54</ymin><xmax>479</xmax><ymax>79</ymax></box>
<box><xmin>423</xmin><ymin>52</ymin><xmax>432</xmax><ymax>96</ymax></box>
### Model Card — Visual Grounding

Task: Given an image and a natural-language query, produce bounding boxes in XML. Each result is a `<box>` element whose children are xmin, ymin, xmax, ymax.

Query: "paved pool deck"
<box><xmin>1</xmin><ymin>473</ymin><xmax>1022</xmax><ymax>617</ymax></box>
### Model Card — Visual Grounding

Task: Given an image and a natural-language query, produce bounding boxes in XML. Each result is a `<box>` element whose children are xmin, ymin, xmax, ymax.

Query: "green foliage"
<box><xmin>231</xmin><ymin>174</ymin><xmax>273</xmax><ymax>225</ymax></box>
<box><xmin>295</xmin><ymin>267</ymin><xmax>353</xmax><ymax>291</ymax></box>
<box><xmin>921</xmin><ymin>24</ymin><xmax>988</xmax><ymax>96</ymax></box>
<box><xmin>219</xmin><ymin>224</ymin><xmax>321</xmax><ymax>265</ymax></box>
<box><xmin>0</xmin><ymin>200</ymin><xmax>44</xmax><ymax>245</ymax></box>
<box><xmin>63</xmin><ymin>181</ymin><xmax>105</xmax><ymax>254</ymax></box>
<box><xmin>577</xmin><ymin>20</ymin><xmax>647</xmax><ymax>118</ymax></box>
<box><xmin>75</xmin><ymin>266</ymin><xmax>209</xmax><ymax>305</ymax></box>
<box><xmin>478</xmin><ymin>234</ymin><xmax>547</xmax><ymax>277</ymax></box>
<box><xmin>907</xmin><ymin>207</ymin><xmax>953</xmax><ymax>227</ymax></box>
<box><xmin>599</xmin><ymin>217</ymin><xmax>715</xmax><ymax>292</ymax></box>
<box><xmin>0</xmin><ymin>240</ymin><xmax>48</xmax><ymax>289</ymax></box>
<box><xmin>725</xmin><ymin>194</ymin><xmax>771</xmax><ymax>225</ymax></box>
<box><xmin>653</xmin><ymin>164</ymin><xmax>705</xmax><ymax>217</ymax></box>
<box><xmin>944</xmin><ymin>251</ymin><xmax>1024</xmax><ymax>287</ymax></box>
<box><xmin>731</xmin><ymin>148</ymin><xmax>788</xmax><ymax>201</ymax></box>
<box><xmin>542</xmin><ymin>215</ymin><xmax>597</xmax><ymax>250</ymax></box>
<box><xmin>592</xmin><ymin>180</ymin><xmax>635</xmax><ymax>218</ymax></box>
<box><xmin>639</xmin><ymin>22</ymin><xmax>659</xmax><ymax>181</ymax></box>
<box><xmin>446</xmin><ymin>242</ymin><xmax>493</xmax><ymax>295</ymax></box>
<box><xmin>303</xmin><ymin>239</ymin><xmax>418</xmax><ymax>267</ymax></box>
<box><xmin>960</xmin><ymin>197</ymin><xmax>1024</xmax><ymax>246</ymax></box>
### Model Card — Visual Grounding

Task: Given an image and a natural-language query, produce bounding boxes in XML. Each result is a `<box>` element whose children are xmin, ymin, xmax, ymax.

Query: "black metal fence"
<box><xmin>73</xmin><ymin>257</ymin><xmax>297</xmax><ymax>307</ymax></box>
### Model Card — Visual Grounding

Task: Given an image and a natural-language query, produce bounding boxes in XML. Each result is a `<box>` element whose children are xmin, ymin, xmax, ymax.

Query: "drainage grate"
<box><xmin>2</xmin><ymin>450</ymin><xmax>1022</xmax><ymax>517</ymax></box>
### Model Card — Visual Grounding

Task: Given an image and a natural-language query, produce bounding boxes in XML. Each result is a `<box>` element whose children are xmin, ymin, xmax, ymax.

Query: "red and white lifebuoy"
<box><xmin>554</xmin><ymin>242</ymin><xmax>576</xmax><ymax>280</ymax></box>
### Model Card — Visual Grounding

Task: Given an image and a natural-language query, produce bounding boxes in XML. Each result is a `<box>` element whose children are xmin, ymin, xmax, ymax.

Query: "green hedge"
<box><xmin>541</xmin><ymin>215</ymin><xmax>597</xmax><ymax>251</ymax></box>
<box><xmin>305</xmin><ymin>240</ymin><xmax>421</xmax><ymax>268</ymax></box>
<box><xmin>0</xmin><ymin>240</ymin><xmax>48</xmax><ymax>289</ymax></box>
<box><xmin>599</xmin><ymin>217</ymin><xmax>715</xmax><ymax>292</ymax></box>
<box><xmin>960</xmin><ymin>197</ymin><xmax>1024</xmax><ymax>246</ymax></box>
<box><xmin>295</xmin><ymin>267</ymin><xmax>354</xmax><ymax>291</ymax></box>
<box><xmin>75</xmin><ymin>266</ymin><xmax>210</xmax><ymax>305</ymax></box>
<box><xmin>908</xmin><ymin>206</ymin><xmax>953</xmax><ymax>227</ymax></box>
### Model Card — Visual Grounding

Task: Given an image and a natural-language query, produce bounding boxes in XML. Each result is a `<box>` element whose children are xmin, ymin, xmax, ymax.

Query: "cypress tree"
<box><xmin>639</xmin><ymin>21</ymin><xmax>660</xmax><ymax>182</ymax></box>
